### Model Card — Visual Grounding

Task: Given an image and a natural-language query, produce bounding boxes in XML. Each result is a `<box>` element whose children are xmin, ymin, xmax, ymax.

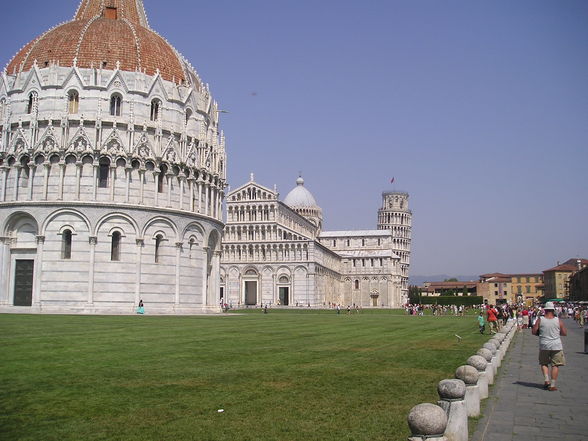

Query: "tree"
<box><xmin>444</xmin><ymin>277</ymin><xmax>458</xmax><ymax>282</ymax></box>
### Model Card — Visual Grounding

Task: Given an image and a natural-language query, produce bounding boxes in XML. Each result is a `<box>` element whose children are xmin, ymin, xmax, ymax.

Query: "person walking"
<box><xmin>487</xmin><ymin>305</ymin><xmax>498</xmax><ymax>334</ymax></box>
<box><xmin>532</xmin><ymin>302</ymin><xmax>567</xmax><ymax>391</ymax></box>
<box><xmin>477</xmin><ymin>312</ymin><xmax>486</xmax><ymax>334</ymax></box>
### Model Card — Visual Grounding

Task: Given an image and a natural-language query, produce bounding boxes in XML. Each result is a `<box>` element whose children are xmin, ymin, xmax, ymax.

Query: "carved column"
<box><xmin>13</xmin><ymin>164</ymin><xmax>21</xmax><ymax>201</ymax></box>
<box><xmin>153</xmin><ymin>169</ymin><xmax>160</xmax><ymax>206</ymax></box>
<box><xmin>197</xmin><ymin>180</ymin><xmax>203</xmax><ymax>213</ymax></box>
<box><xmin>43</xmin><ymin>161</ymin><xmax>51</xmax><ymax>200</ymax></box>
<box><xmin>58</xmin><ymin>161</ymin><xmax>66</xmax><ymax>200</ymax></box>
<box><xmin>110</xmin><ymin>164</ymin><xmax>116</xmax><ymax>201</ymax></box>
<box><xmin>135</xmin><ymin>238</ymin><xmax>143</xmax><ymax>307</ymax></box>
<box><xmin>178</xmin><ymin>173</ymin><xmax>186</xmax><ymax>210</ymax></box>
<box><xmin>32</xmin><ymin>235</ymin><xmax>45</xmax><ymax>307</ymax></box>
<box><xmin>125</xmin><ymin>165</ymin><xmax>132</xmax><ymax>203</ymax></box>
<box><xmin>0</xmin><ymin>237</ymin><xmax>9</xmax><ymax>305</ymax></box>
<box><xmin>0</xmin><ymin>165</ymin><xmax>8</xmax><ymax>202</ymax></box>
<box><xmin>139</xmin><ymin>168</ymin><xmax>145</xmax><ymax>204</ymax></box>
<box><xmin>166</xmin><ymin>171</ymin><xmax>173</xmax><ymax>207</ymax></box>
<box><xmin>75</xmin><ymin>161</ymin><xmax>82</xmax><ymax>200</ymax></box>
<box><xmin>28</xmin><ymin>161</ymin><xmax>35</xmax><ymax>200</ymax></box>
<box><xmin>202</xmin><ymin>246</ymin><xmax>209</xmax><ymax>305</ymax></box>
<box><xmin>188</xmin><ymin>177</ymin><xmax>195</xmax><ymax>212</ymax></box>
<box><xmin>175</xmin><ymin>241</ymin><xmax>182</xmax><ymax>306</ymax></box>
<box><xmin>87</xmin><ymin>236</ymin><xmax>97</xmax><ymax>305</ymax></box>
<box><xmin>92</xmin><ymin>161</ymin><xmax>98</xmax><ymax>200</ymax></box>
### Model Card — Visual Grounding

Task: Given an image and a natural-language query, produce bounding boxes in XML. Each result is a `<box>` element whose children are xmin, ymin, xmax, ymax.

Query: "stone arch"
<box><xmin>3</xmin><ymin>211</ymin><xmax>39</xmax><ymax>242</ymax></box>
<box><xmin>41</xmin><ymin>208</ymin><xmax>91</xmax><ymax>237</ymax></box>
<box><xmin>142</xmin><ymin>216</ymin><xmax>178</xmax><ymax>240</ymax></box>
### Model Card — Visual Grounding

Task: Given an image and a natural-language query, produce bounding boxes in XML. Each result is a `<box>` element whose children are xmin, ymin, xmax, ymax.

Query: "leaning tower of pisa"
<box><xmin>377</xmin><ymin>192</ymin><xmax>411</xmax><ymax>302</ymax></box>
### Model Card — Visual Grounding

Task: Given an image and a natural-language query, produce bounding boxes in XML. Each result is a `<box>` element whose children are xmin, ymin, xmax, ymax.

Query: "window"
<box><xmin>354</xmin><ymin>280</ymin><xmax>359</xmax><ymax>290</ymax></box>
<box><xmin>62</xmin><ymin>229</ymin><xmax>72</xmax><ymax>259</ymax></box>
<box><xmin>362</xmin><ymin>239</ymin><xmax>366</xmax><ymax>246</ymax></box>
<box><xmin>155</xmin><ymin>235</ymin><xmax>163</xmax><ymax>263</ymax></box>
<box><xmin>104</xmin><ymin>6</ymin><xmax>117</xmax><ymax>19</ymax></box>
<box><xmin>111</xmin><ymin>232</ymin><xmax>121</xmax><ymax>261</ymax></box>
<box><xmin>68</xmin><ymin>90</ymin><xmax>79</xmax><ymax>114</ymax></box>
<box><xmin>150</xmin><ymin>99</ymin><xmax>160</xmax><ymax>121</ymax></box>
<box><xmin>185</xmin><ymin>108</ymin><xmax>192</xmax><ymax>125</ymax></box>
<box><xmin>110</xmin><ymin>94</ymin><xmax>122</xmax><ymax>116</ymax></box>
<box><xmin>98</xmin><ymin>158</ymin><xmax>110</xmax><ymax>188</ymax></box>
<box><xmin>27</xmin><ymin>92</ymin><xmax>38</xmax><ymax>114</ymax></box>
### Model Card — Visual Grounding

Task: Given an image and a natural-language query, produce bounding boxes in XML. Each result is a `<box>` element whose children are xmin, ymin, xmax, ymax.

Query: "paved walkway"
<box><xmin>471</xmin><ymin>319</ymin><xmax>588</xmax><ymax>441</ymax></box>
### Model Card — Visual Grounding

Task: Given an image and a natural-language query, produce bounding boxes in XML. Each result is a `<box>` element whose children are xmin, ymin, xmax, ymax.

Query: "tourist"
<box><xmin>487</xmin><ymin>305</ymin><xmax>498</xmax><ymax>334</ymax></box>
<box><xmin>137</xmin><ymin>299</ymin><xmax>144</xmax><ymax>314</ymax></box>
<box><xmin>477</xmin><ymin>312</ymin><xmax>485</xmax><ymax>334</ymax></box>
<box><xmin>532</xmin><ymin>302</ymin><xmax>567</xmax><ymax>391</ymax></box>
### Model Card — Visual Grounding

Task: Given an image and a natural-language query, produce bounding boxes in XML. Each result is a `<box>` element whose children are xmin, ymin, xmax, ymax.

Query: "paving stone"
<box><xmin>470</xmin><ymin>320</ymin><xmax>587</xmax><ymax>441</ymax></box>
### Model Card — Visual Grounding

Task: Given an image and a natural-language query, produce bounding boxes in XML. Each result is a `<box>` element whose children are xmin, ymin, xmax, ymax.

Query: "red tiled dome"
<box><xmin>6</xmin><ymin>0</ymin><xmax>188</xmax><ymax>84</ymax></box>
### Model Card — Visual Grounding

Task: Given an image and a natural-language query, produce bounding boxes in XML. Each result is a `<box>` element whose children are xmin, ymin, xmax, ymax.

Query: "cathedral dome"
<box><xmin>283</xmin><ymin>177</ymin><xmax>320</xmax><ymax>209</ymax></box>
<box><xmin>6</xmin><ymin>0</ymin><xmax>190</xmax><ymax>84</ymax></box>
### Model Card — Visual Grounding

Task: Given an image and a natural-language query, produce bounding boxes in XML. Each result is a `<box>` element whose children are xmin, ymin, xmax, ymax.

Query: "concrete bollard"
<box><xmin>455</xmin><ymin>365</ymin><xmax>480</xmax><ymax>417</ymax></box>
<box><xmin>407</xmin><ymin>403</ymin><xmax>448</xmax><ymax>441</ymax></box>
<box><xmin>483</xmin><ymin>341</ymin><xmax>500</xmax><ymax>374</ymax></box>
<box><xmin>489</xmin><ymin>338</ymin><xmax>502</xmax><ymax>366</ymax></box>
<box><xmin>477</xmin><ymin>347</ymin><xmax>494</xmax><ymax>385</ymax></box>
<box><xmin>467</xmin><ymin>355</ymin><xmax>489</xmax><ymax>399</ymax></box>
<box><xmin>437</xmin><ymin>379</ymin><xmax>468</xmax><ymax>441</ymax></box>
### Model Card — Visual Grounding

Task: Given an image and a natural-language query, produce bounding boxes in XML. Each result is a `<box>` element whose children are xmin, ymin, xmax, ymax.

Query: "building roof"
<box><xmin>6</xmin><ymin>0</ymin><xmax>189</xmax><ymax>84</ymax></box>
<box><xmin>320</xmin><ymin>230</ymin><xmax>392</xmax><ymax>238</ymax></box>
<box><xmin>543</xmin><ymin>264</ymin><xmax>577</xmax><ymax>273</ymax></box>
<box><xmin>338</xmin><ymin>250</ymin><xmax>398</xmax><ymax>259</ymax></box>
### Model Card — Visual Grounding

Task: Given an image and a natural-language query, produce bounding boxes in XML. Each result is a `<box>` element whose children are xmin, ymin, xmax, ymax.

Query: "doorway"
<box><xmin>13</xmin><ymin>259</ymin><xmax>34</xmax><ymax>306</ymax></box>
<box><xmin>279</xmin><ymin>287</ymin><xmax>289</xmax><ymax>306</ymax></box>
<box><xmin>245</xmin><ymin>281</ymin><xmax>257</xmax><ymax>305</ymax></box>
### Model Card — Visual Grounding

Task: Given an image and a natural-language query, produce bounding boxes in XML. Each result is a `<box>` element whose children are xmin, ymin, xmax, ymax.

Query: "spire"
<box><xmin>75</xmin><ymin>0</ymin><xmax>149</xmax><ymax>28</ymax></box>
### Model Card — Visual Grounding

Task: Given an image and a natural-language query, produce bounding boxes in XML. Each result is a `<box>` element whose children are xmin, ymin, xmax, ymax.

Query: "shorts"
<box><xmin>539</xmin><ymin>350</ymin><xmax>566</xmax><ymax>366</ymax></box>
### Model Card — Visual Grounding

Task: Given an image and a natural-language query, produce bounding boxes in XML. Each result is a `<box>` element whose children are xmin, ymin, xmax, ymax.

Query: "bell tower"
<box><xmin>378</xmin><ymin>191</ymin><xmax>412</xmax><ymax>301</ymax></box>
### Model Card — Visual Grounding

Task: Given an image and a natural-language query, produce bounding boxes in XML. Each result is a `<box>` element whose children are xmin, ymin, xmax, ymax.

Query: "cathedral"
<box><xmin>0</xmin><ymin>0</ymin><xmax>226</xmax><ymax>314</ymax></box>
<box><xmin>0</xmin><ymin>1</ymin><xmax>411</xmax><ymax>314</ymax></box>
<box><xmin>220</xmin><ymin>175</ymin><xmax>410</xmax><ymax>308</ymax></box>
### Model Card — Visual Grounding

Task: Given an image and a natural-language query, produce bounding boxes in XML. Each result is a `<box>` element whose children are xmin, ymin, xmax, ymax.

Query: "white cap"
<box><xmin>544</xmin><ymin>301</ymin><xmax>555</xmax><ymax>310</ymax></box>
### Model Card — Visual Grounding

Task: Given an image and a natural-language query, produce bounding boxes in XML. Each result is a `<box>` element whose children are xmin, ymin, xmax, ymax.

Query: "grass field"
<box><xmin>0</xmin><ymin>310</ymin><xmax>488</xmax><ymax>441</ymax></box>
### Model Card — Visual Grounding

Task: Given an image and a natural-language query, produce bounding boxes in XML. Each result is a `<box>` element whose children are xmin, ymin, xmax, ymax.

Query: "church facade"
<box><xmin>220</xmin><ymin>176</ymin><xmax>405</xmax><ymax>308</ymax></box>
<box><xmin>0</xmin><ymin>0</ymin><xmax>226</xmax><ymax>314</ymax></box>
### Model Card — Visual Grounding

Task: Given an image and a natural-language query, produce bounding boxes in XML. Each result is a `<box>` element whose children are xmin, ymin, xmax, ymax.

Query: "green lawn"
<box><xmin>0</xmin><ymin>310</ymin><xmax>487</xmax><ymax>441</ymax></box>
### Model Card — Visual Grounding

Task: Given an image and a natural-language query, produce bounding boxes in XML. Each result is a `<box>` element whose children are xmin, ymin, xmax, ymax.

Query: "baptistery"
<box><xmin>0</xmin><ymin>0</ymin><xmax>227</xmax><ymax>314</ymax></box>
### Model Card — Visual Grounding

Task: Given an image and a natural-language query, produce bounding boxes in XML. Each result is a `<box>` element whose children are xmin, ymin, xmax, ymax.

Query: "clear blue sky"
<box><xmin>1</xmin><ymin>0</ymin><xmax>587</xmax><ymax>276</ymax></box>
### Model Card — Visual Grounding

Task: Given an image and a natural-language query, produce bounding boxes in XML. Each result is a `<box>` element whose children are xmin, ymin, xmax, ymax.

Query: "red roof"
<box><xmin>6</xmin><ymin>0</ymin><xmax>187</xmax><ymax>84</ymax></box>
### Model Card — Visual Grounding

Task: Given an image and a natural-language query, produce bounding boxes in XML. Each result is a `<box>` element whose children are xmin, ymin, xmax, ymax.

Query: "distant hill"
<box><xmin>409</xmin><ymin>275</ymin><xmax>479</xmax><ymax>286</ymax></box>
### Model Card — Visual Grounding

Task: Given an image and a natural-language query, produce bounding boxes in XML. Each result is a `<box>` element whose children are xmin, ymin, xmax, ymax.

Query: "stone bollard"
<box><xmin>477</xmin><ymin>347</ymin><xmax>494</xmax><ymax>385</ymax></box>
<box><xmin>491</xmin><ymin>336</ymin><xmax>505</xmax><ymax>360</ymax></box>
<box><xmin>407</xmin><ymin>403</ymin><xmax>448</xmax><ymax>441</ymax></box>
<box><xmin>483</xmin><ymin>341</ymin><xmax>499</xmax><ymax>374</ymax></box>
<box><xmin>455</xmin><ymin>365</ymin><xmax>480</xmax><ymax>417</ymax></box>
<box><xmin>437</xmin><ymin>379</ymin><xmax>468</xmax><ymax>441</ymax></box>
<box><xmin>489</xmin><ymin>338</ymin><xmax>502</xmax><ymax>366</ymax></box>
<box><xmin>467</xmin><ymin>355</ymin><xmax>488</xmax><ymax>399</ymax></box>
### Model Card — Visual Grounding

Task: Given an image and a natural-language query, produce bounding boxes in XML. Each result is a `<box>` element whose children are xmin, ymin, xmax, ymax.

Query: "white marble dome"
<box><xmin>284</xmin><ymin>177</ymin><xmax>319</xmax><ymax>209</ymax></box>
<box><xmin>283</xmin><ymin>176</ymin><xmax>322</xmax><ymax>232</ymax></box>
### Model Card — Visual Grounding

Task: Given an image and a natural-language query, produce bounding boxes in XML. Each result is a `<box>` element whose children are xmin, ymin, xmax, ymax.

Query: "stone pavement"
<box><xmin>471</xmin><ymin>319</ymin><xmax>588</xmax><ymax>441</ymax></box>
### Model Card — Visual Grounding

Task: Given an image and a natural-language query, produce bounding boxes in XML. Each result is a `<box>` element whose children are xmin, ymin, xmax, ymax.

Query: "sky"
<box><xmin>1</xmin><ymin>0</ymin><xmax>587</xmax><ymax>277</ymax></box>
